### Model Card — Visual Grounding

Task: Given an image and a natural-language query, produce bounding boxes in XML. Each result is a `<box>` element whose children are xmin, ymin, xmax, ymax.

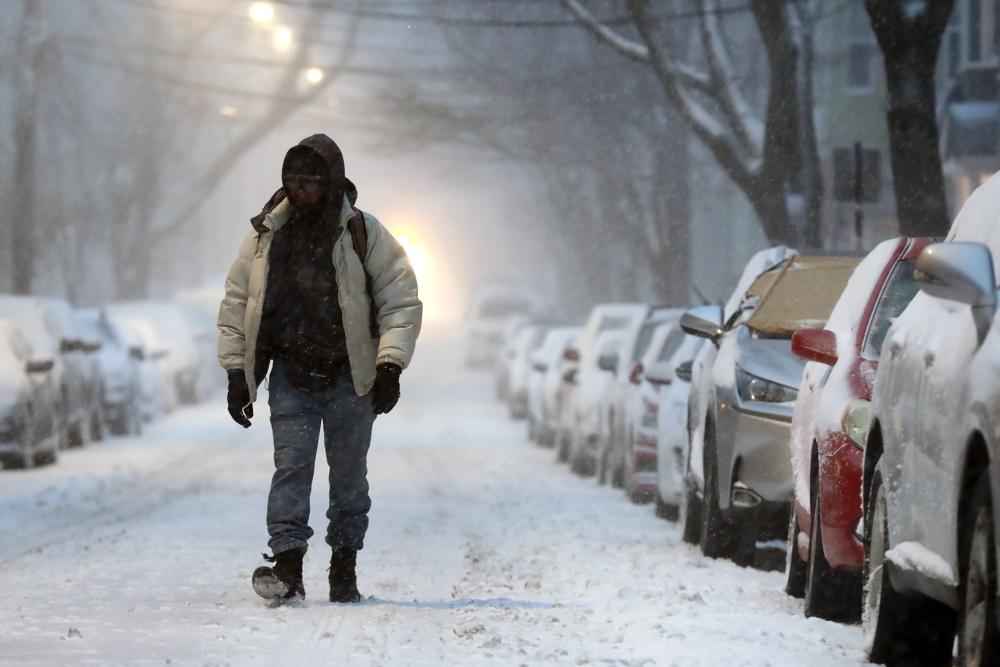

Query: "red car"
<box><xmin>784</xmin><ymin>236</ymin><xmax>932</xmax><ymax>621</ymax></box>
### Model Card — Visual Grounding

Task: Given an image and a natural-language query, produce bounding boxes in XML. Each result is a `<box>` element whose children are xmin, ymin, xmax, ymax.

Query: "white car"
<box><xmin>858</xmin><ymin>174</ymin><xmax>1000</xmax><ymax>664</ymax></box>
<box><xmin>76</xmin><ymin>310</ymin><xmax>144</xmax><ymax>436</ymax></box>
<box><xmin>106</xmin><ymin>301</ymin><xmax>205</xmax><ymax>407</ymax></box>
<box><xmin>622</xmin><ymin>323</ymin><xmax>700</xmax><ymax>511</ymax></box>
<box><xmin>0</xmin><ymin>296</ymin><xmax>93</xmax><ymax>449</ymax></box>
<box><xmin>681</xmin><ymin>246</ymin><xmax>798</xmax><ymax>544</ymax></box>
<box><xmin>505</xmin><ymin>324</ymin><xmax>548</xmax><ymax>420</ymax></box>
<box><xmin>527</xmin><ymin>327</ymin><xmax>580</xmax><ymax>446</ymax></box>
<box><xmin>598</xmin><ymin>307</ymin><xmax>683</xmax><ymax>488</ymax></box>
<box><xmin>494</xmin><ymin>315</ymin><xmax>530</xmax><ymax>400</ymax></box>
<box><xmin>466</xmin><ymin>285</ymin><xmax>543</xmax><ymax>368</ymax></box>
<box><xmin>555</xmin><ymin>303</ymin><xmax>647</xmax><ymax>473</ymax></box>
<box><xmin>0</xmin><ymin>319</ymin><xmax>60</xmax><ymax>469</ymax></box>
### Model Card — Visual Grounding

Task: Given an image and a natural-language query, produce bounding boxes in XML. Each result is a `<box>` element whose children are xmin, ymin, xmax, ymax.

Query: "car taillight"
<box><xmin>629</xmin><ymin>362</ymin><xmax>643</xmax><ymax>385</ymax></box>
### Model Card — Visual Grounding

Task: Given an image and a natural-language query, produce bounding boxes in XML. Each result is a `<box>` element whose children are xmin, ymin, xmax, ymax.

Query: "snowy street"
<box><xmin>0</xmin><ymin>328</ymin><xmax>869</xmax><ymax>666</ymax></box>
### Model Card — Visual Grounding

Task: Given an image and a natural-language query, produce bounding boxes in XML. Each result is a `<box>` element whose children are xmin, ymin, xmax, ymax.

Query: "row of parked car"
<box><xmin>0</xmin><ymin>296</ymin><xmax>221</xmax><ymax>470</ymax></box>
<box><xmin>480</xmin><ymin>173</ymin><xmax>1000</xmax><ymax>665</ymax></box>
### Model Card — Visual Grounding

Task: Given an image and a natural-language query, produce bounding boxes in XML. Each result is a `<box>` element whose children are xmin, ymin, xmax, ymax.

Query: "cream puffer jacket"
<box><xmin>217</xmin><ymin>195</ymin><xmax>422</xmax><ymax>401</ymax></box>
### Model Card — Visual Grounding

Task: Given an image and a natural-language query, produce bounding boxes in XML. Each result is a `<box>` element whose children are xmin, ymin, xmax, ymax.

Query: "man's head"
<box><xmin>281</xmin><ymin>134</ymin><xmax>347</xmax><ymax>211</ymax></box>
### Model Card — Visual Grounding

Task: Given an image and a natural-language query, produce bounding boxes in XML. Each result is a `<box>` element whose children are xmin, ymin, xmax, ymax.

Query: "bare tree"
<box><xmin>864</xmin><ymin>0</ymin><xmax>954</xmax><ymax>237</ymax></box>
<box><xmin>561</xmin><ymin>0</ymin><xmax>823</xmax><ymax>247</ymax></box>
<box><xmin>10</xmin><ymin>0</ymin><xmax>46</xmax><ymax>294</ymax></box>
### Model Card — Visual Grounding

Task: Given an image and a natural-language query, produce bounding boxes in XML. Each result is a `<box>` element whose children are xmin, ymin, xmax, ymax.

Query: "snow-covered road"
<box><xmin>0</xmin><ymin>327</ymin><xmax>870</xmax><ymax>666</ymax></box>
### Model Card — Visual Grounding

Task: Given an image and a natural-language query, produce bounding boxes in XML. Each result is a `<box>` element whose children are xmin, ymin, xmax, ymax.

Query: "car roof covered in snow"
<box><xmin>743</xmin><ymin>255</ymin><xmax>861</xmax><ymax>338</ymax></box>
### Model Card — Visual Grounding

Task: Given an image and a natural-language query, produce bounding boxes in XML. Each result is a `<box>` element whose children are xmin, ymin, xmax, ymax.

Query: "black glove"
<box><xmin>371</xmin><ymin>363</ymin><xmax>402</xmax><ymax>415</ymax></box>
<box><xmin>227</xmin><ymin>369</ymin><xmax>253</xmax><ymax>428</ymax></box>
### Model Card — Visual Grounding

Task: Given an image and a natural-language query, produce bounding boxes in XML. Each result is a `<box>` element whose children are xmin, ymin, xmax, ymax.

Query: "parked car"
<box><xmin>76</xmin><ymin>309</ymin><xmax>145</xmax><ymax>436</ymax></box>
<box><xmin>562</xmin><ymin>304</ymin><xmax>648</xmax><ymax>475</ymax></box>
<box><xmin>0</xmin><ymin>296</ymin><xmax>91</xmax><ymax>448</ymax></box>
<box><xmin>646</xmin><ymin>333</ymin><xmax>702</xmax><ymax>517</ymax></box>
<box><xmin>466</xmin><ymin>285</ymin><xmax>542</xmax><ymax>368</ymax></box>
<box><xmin>783</xmin><ymin>237</ymin><xmax>930</xmax><ymax>621</ymax></box>
<box><xmin>681</xmin><ymin>255</ymin><xmax>860</xmax><ymax>564</ymax></box>
<box><xmin>0</xmin><ymin>319</ymin><xmax>60</xmax><ymax>469</ymax></box>
<box><xmin>858</xmin><ymin>177</ymin><xmax>1000</xmax><ymax>664</ymax></box>
<box><xmin>505</xmin><ymin>324</ymin><xmax>549</xmax><ymax>420</ymax></box>
<box><xmin>494</xmin><ymin>315</ymin><xmax>530</xmax><ymax>400</ymax></box>
<box><xmin>680</xmin><ymin>246</ymin><xmax>798</xmax><ymax>545</ymax></box>
<box><xmin>105</xmin><ymin>301</ymin><xmax>205</xmax><ymax>407</ymax></box>
<box><xmin>526</xmin><ymin>326</ymin><xmax>580</xmax><ymax>445</ymax></box>
<box><xmin>597</xmin><ymin>307</ymin><xmax>683</xmax><ymax>489</ymax></box>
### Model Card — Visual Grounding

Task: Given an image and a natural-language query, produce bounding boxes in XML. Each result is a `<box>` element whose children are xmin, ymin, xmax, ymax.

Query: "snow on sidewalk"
<box><xmin>0</xmin><ymin>327</ymin><xmax>870</xmax><ymax>666</ymax></box>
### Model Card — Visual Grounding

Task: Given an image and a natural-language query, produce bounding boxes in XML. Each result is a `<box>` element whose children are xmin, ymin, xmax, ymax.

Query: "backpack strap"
<box><xmin>347</xmin><ymin>209</ymin><xmax>380</xmax><ymax>339</ymax></box>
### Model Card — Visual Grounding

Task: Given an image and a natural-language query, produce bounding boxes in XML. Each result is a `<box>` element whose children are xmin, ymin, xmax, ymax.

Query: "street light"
<box><xmin>273</xmin><ymin>26</ymin><xmax>293</xmax><ymax>51</ymax></box>
<box><xmin>248</xmin><ymin>2</ymin><xmax>274</xmax><ymax>24</ymax></box>
<box><xmin>305</xmin><ymin>67</ymin><xmax>324</xmax><ymax>84</ymax></box>
<box><xmin>219</xmin><ymin>105</ymin><xmax>239</xmax><ymax>117</ymax></box>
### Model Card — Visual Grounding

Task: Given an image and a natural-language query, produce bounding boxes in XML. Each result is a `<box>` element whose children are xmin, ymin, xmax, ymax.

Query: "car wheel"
<box><xmin>863</xmin><ymin>461</ymin><xmax>955</xmax><ymax>664</ymax></box>
<box><xmin>700</xmin><ymin>422</ymin><xmax>736</xmax><ymax>559</ymax></box>
<box><xmin>958</xmin><ymin>472</ymin><xmax>999</xmax><ymax>666</ymax></box>
<box><xmin>655</xmin><ymin>494</ymin><xmax>679</xmax><ymax>521</ymax></box>
<box><xmin>556</xmin><ymin>430</ymin><xmax>570</xmax><ymax>463</ymax></box>
<box><xmin>89</xmin><ymin>410</ymin><xmax>105</xmax><ymax>442</ymax></box>
<box><xmin>804</xmin><ymin>488</ymin><xmax>861</xmax><ymax>621</ymax></box>
<box><xmin>784</xmin><ymin>503</ymin><xmax>807</xmax><ymax>599</ymax></box>
<box><xmin>681</xmin><ymin>460</ymin><xmax>703</xmax><ymax>545</ymax></box>
<box><xmin>67</xmin><ymin>421</ymin><xmax>85</xmax><ymax>448</ymax></box>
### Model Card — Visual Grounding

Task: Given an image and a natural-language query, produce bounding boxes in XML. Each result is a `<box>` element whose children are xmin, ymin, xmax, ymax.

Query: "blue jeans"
<box><xmin>266</xmin><ymin>361</ymin><xmax>375</xmax><ymax>556</ymax></box>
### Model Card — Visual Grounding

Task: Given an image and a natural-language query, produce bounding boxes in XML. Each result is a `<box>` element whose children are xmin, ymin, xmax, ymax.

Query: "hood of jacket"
<box><xmin>251</xmin><ymin>133</ymin><xmax>358</xmax><ymax>234</ymax></box>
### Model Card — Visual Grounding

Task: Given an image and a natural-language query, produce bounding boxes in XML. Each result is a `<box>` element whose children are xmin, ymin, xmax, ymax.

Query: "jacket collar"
<box><xmin>261</xmin><ymin>194</ymin><xmax>354</xmax><ymax>235</ymax></box>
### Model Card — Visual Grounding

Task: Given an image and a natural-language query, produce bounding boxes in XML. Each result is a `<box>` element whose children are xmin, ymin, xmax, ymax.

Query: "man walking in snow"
<box><xmin>217</xmin><ymin>133</ymin><xmax>422</xmax><ymax>604</ymax></box>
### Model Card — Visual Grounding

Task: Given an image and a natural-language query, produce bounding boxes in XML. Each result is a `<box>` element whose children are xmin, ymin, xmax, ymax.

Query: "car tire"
<box><xmin>863</xmin><ymin>461</ymin><xmax>955</xmax><ymax>664</ymax></box>
<box><xmin>700</xmin><ymin>422</ymin><xmax>736</xmax><ymax>560</ymax></box>
<box><xmin>655</xmin><ymin>495</ymin><xmax>679</xmax><ymax>521</ymax></box>
<box><xmin>67</xmin><ymin>421</ymin><xmax>85</xmax><ymax>448</ymax></box>
<box><xmin>556</xmin><ymin>431</ymin><xmax>570</xmax><ymax>463</ymax></box>
<box><xmin>89</xmin><ymin>410</ymin><xmax>105</xmax><ymax>443</ymax></box>
<box><xmin>784</xmin><ymin>503</ymin><xmax>807</xmax><ymax>599</ymax></box>
<box><xmin>804</xmin><ymin>489</ymin><xmax>861</xmax><ymax>621</ymax></box>
<box><xmin>681</xmin><ymin>457</ymin><xmax>704</xmax><ymax>545</ymax></box>
<box><xmin>957</xmin><ymin>472</ymin><xmax>999</xmax><ymax>666</ymax></box>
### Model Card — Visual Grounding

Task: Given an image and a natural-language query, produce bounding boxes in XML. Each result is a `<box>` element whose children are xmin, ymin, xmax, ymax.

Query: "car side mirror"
<box><xmin>680</xmin><ymin>305</ymin><xmax>724</xmax><ymax>342</ymax></box>
<box><xmin>562</xmin><ymin>368</ymin><xmax>578</xmax><ymax>385</ymax></box>
<box><xmin>598</xmin><ymin>353</ymin><xmax>618</xmax><ymax>373</ymax></box>
<box><xmin>674</xmin><ymin>361</ymin><xmax>693</xmax><ymax>383</ymax></box>
<box><xmin>563</xmin><ymin>347</ymin><xmax>580</xmax><ymax>362</ymax></box>
<box><xmin>915</xmin><ymin>242</ymin><xmax>997</xmax><ymax>343</ymax></box>
<box><xmin>129</xmin><ymin>347</ymin><xmax>145</xmax><ymax>361</ymax></box>
<box><xmin>60</xmin><ymin>338</ymin><xmax>78</xmax><ymax>353</ymax></box>
<box><xmin>791</xmin><ymin>328</ymin><xmax>838</xmax><ymax>366</ymax></box>
<box><xmin>643</xmin><ymin>361</ymin><xmax>674</xmax><ymax>386</ymax></box>
<box><xmin>26</xmin><ymin>359</ymin><xmax>54</xmax><ymax>374</ymax></box>
<box><xmin>83</xmin><ymin>342</ymin><xmax>102</xmax><ymax>353</ymax></box>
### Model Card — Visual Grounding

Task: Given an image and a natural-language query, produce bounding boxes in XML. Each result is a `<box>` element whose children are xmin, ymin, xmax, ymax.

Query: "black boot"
<box><xmin>253</xmin><ymin>547</ymin><xmax>306</xmax><ymax>602</ymax></box>
<box><xmin>329</xmin><ymin>547</ymin><xmax>361</xmax><ymax>603</ymax></box>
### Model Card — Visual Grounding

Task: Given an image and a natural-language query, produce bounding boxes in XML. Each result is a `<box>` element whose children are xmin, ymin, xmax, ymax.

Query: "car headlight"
<box><xmin>841</xmin><ymin>398</ymin><xmax>872</xmax><ymax>449</ymax></box>
<box><xmin>735</xmin><ymin>366</ymin><xmax>798</xmax><ymax>403</ymax></box>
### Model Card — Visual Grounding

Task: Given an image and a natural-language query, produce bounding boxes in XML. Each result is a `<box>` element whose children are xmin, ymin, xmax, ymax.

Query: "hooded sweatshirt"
<box><xmin>257</xmin><ymin>134</ymin><xmax>354</xmax><ymax>393</ymax></box>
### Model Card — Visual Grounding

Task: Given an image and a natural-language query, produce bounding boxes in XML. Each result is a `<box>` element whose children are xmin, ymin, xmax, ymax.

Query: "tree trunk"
<box><xmin>11</xmin><ymin>0</ymin><xmax>43</xmax><ymax>295</ymax></box>
<box><xmin>865</xmin><ymin>1</ymin><xmax>954</xmax><ymax>238</ymax></box>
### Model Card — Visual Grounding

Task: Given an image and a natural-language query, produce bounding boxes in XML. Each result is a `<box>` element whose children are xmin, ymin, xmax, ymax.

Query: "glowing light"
<box><xmin>305</xmin><ymin>67</ymin><xmax>324</xmax><ymax>84</ymax></box>
<box><xmin>248</xmin><ymin>2</ymin><xmax>275</xmax><ymax>24</ymax></box>
<box><xmin>219</xmin><ymin>105</ymin><xmax>239</xmax><ymax>117</ymax></box>
<box><xmin>273</xmin><ymin>26</ymin><xmax>293</xmax><ymax>50</ymax></box>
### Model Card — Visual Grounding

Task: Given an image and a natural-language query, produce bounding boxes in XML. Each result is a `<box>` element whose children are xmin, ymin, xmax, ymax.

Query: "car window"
<box><xmin>478</xmin><ymin>298</ymin><xmax>532</xmax><ymax>319</ymax></box>
<box><xmin>862</xmin><ymin>260</ymin><xmax>920</xmax><ymax>359</ymax></box>
<box><xmin>657</xmin><ymin>329</ymin><xmax>685</xmax><ymax>362</ymax></box>
<box><xmin>631</xmin><ymin>323</ymin><xmax>657</xmax><ymax>362</ymax></box>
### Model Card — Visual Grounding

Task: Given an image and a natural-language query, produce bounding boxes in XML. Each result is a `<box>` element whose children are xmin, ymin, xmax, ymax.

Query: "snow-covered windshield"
<box><xmin>862</xmin><ymin>260</ymin><xmax>920</xmax><ymax>359</ymax></box>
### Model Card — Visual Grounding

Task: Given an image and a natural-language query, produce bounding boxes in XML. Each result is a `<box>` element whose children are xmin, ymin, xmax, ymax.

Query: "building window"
<box><xmin>845</xmin><ymin>2</ymin><xmax>875</xmax><ymax>93</ymax></box>
<box><xmin>965</xmin><ymin>0</ymin><xmax>999</xmax><ymax>64</ymax></box>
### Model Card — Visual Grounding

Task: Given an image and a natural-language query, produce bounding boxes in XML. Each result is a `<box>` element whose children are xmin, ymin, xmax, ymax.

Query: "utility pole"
<box><xmin>11</xmin><ymin>0</ymin><xmax>44</xmax><ymax>294</ymax></box>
